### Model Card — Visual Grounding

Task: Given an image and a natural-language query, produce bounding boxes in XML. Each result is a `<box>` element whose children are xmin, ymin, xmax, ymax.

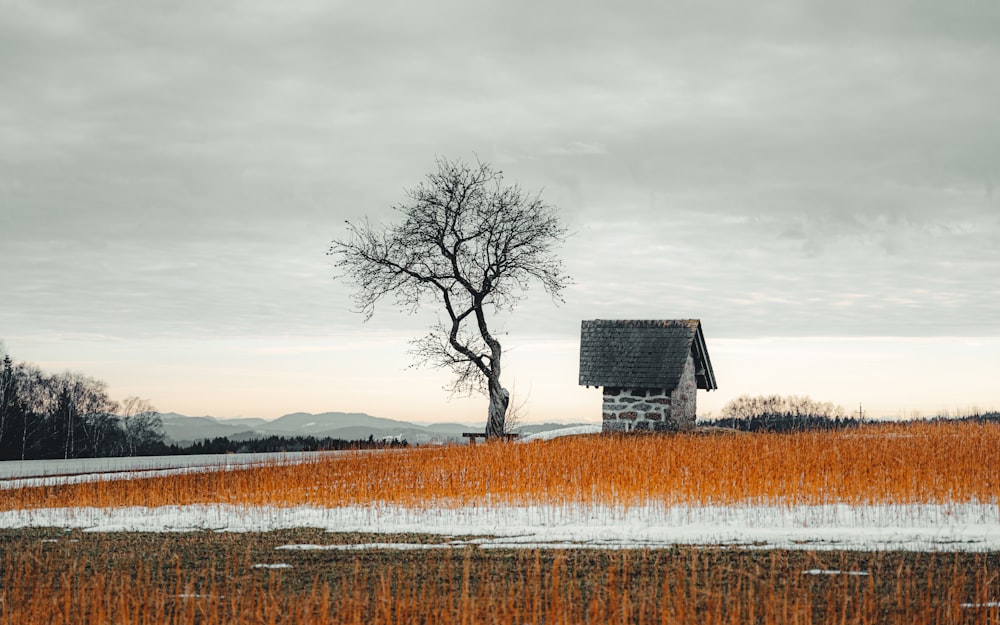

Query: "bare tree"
<box><xmin>119</xmin><ymin>396</ymin><xmax>163</xmax><ymax>456</ymax></box>
<box><xmin>53</xmin><ymin>372</ymin><xmax>116</xmax><ymax>458</ymax></box>
<box><xmin>12</xmin><ymin>362</ymin><xmax>54</xmax><ymax>460</ymax></box>
<box><xmin>329</xmin><ymin>158</ymin><xmax>570</xmax><ymax>438</ymax></box>
<box><xmin>721</xmin><ymin>394</ymin><xmax>846</xmax><ymax>421</ymax></box>
<box><xmin>0</xmin><ymin>350</ymin><xmax>13</xmax><ymax>449</ymax></box>
<box><xmin>501</xmin><ymin>382</ymin><xmax>531</xmax><ymax>436</ymax></box>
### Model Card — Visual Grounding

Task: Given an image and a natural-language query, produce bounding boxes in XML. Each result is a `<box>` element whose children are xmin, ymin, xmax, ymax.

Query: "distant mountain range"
<box><xmin>158</xmin><ymin>411</ymin><xmax>591</xmax><ymax>446</ymax></box>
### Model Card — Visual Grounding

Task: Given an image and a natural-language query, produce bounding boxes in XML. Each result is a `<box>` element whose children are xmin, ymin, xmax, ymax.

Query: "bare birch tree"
<box><xmin>0</xmin><ymin>351</ymin><xmax>12</xmax><ymax>448</ymax></box>
<box><xmin>119</xmin><ymin>396</ymin><xmax>163</xmax><ymax>456</ymax></box>
<box><xmin>329</xmin><ymin>158</ymin><xmax>570</xmax><ymax>438</ymax></box>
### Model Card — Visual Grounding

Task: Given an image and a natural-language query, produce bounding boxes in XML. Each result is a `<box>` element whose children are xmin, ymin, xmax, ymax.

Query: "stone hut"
<box><xmin>578</xmin><ymin>319</ymin><xmax>718</xmax><ymax>432</ymax></box>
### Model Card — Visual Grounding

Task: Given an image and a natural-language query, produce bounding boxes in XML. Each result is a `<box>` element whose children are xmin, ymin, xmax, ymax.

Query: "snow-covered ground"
<box><xmin>3</xmin><ymin>502</ymin><xmax>999</xmax><ymax>551</ymax></box>
<box><xmin>0</xmin><ymin>451</ymin><xmax>335</xmax><ymax>489</ymax></box>
<box><xmin>0</xmin><ymin>422</ymin><xmax>592</xmax><ymax>485</ymax></box>
<box><xmin>0</xmin><ymin>423</ymin><xmax>596</xmax><ymax>485</ymax></box>
<box><xmin>520</xmin><ymin>424</ymin><xmax>602</xmax><ymax>442</ymax></box>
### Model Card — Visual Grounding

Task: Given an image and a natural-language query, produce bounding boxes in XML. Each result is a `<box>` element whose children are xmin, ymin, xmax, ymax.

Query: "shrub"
<box><xmin>711</xmin><ymin>394</ymin><xmax>852</xmax><ymax>432</ymax></box>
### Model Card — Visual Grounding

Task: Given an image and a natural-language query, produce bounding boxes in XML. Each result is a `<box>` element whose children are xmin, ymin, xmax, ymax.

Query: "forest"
<box><xmin>0</xmin><ymin>349</ymin><xmax>164</xmax><ymax>460</ymax></box>
<box><xmin>0</xmin><ymin>348</ymin><xmax>405</xmax><ymax>461</ymax></box>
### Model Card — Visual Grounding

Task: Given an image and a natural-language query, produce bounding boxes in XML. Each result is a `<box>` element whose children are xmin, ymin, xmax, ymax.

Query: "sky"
<box><xmin>2</xmin><ymin>0</ymin><xmax>999</xmax><ymax>425</ymax></box>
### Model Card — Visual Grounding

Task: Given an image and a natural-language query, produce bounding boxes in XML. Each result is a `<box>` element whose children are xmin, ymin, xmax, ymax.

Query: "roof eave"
<box><xmin>691</xmin><ymin>322</ymin><xmax>718</xmax><ymax>391</ymax></box>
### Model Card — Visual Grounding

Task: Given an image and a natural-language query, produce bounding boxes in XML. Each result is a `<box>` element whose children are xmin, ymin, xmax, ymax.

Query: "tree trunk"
<box><xmin>485</xmin><ymin>378</ymin><xmax>509</xmax><ymax>439</ymax></box>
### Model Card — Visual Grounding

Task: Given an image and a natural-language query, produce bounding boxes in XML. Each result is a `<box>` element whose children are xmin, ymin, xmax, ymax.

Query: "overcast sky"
<box><xmin>2</xmin><ymin>0</ymin><xmax>998</xmax><ymax>423</ymax></box>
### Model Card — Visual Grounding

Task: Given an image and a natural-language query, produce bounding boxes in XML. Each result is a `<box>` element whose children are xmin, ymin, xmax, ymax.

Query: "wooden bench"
<box><xmin>461</xmin><ymin>432</ymin><xmax>520</xmax><ymax>445</ymax></box>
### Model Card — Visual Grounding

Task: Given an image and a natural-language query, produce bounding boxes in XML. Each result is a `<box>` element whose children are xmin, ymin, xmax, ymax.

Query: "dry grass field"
<box><xmin>1</xmin><ymin>421</ymin><xmax>999</xmax><ymax>623</ymax></box>
<box><xmin>3</xmin><ymin>421</ymin><xmax>999</xmax><ymax>511</ymax></box>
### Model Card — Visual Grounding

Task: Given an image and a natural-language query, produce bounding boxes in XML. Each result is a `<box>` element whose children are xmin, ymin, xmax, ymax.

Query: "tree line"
<box><xmin>709</xmin><ymin>394</ymin><xmax>863</xmax><ymax>432</ymax></box>
<box><xmin>0</xmin><ymin>346</ymin><xmax>164</xmax><ymax>460</ymax></box>
<box><xmin>169</xmin><ymin>434</ymin><xmax>408</xmax><ymax>455</ymax></box>
<box><xmin>707</xmin><ymin>394</ymin><xmax>1000</xmax><ymax>432</ymax></box>
<box><xmin>0</xmin><ymin>344</ymin><xmax>411</xmax><ymax>460</ymax></box>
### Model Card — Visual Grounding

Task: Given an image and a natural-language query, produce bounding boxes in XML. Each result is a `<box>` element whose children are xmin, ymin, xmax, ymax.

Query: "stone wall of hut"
<box><xmin>601</xmin><ymin>354</ymin><xmax>698</xmax><ymax>432</ymax></box>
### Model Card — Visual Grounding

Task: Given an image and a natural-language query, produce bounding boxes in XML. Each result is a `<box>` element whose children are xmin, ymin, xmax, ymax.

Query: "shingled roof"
<box><xmin>578</xmin><ymin>319</ymin><xmax>717</xmax><ymax>390</ymax></box>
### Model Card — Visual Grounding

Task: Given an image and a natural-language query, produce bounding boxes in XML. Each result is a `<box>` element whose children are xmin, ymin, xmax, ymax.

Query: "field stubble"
<box><xmin>1</xmin><ymin>529</ymin><xmax>999</xmax><ymax>624</ymax></box>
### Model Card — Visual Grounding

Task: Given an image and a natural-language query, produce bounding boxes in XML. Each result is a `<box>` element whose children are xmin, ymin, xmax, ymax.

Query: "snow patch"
<box><xmin>0</xmin><ymin>452</ymin><xmax>335</xmax><ymax>489</ymax></box>
<box><xmin>3</xmin><ymin>502</ymin><xmax>999</xmax><ymax>551</ymax></box>
<box><xmin>277</xmin><ymin>543</ymin><xmax>455</xmax><ymax>551</ymax></box>
<box><xmin>520</xmin><ymin>425</ymin><xmax>601</xmax><ymax>442</ymax></box>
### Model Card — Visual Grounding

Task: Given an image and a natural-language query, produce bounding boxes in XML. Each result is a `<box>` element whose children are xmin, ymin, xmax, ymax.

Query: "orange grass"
<box><xmin>2</xmin><ymin>421</ymin><xmax>999</xmax><ymax>511</ymax></box>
